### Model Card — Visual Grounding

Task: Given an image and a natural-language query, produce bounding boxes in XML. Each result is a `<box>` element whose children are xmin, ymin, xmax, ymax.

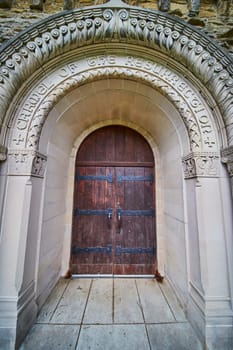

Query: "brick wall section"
<box><xmin>0</xmin><ymin>0</ymin><xmax>232</xmax><ymax>53</ymax></box>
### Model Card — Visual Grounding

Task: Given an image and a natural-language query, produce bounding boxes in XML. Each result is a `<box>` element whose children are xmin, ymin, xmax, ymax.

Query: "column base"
<box><xmin>187</xmin><ymin>284</ymin><xmax>233</xmax><ymax>350</ymax></box>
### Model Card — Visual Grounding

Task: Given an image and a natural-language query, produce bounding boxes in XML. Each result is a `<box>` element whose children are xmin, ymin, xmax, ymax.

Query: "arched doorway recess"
<box><xmin>71</xmin><ymin>125</ymin><xmax>156</xmax><ymax>275</ymax></box>
<box><xmin>0</xmin><ymin>1</ymin><xmax>232</xmax><ymax>349</ymax></box>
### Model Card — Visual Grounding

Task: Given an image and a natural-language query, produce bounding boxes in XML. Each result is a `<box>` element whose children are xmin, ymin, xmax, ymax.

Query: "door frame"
<box><xmin>64</xmin><ymin>121</ymin><xmax>164</xmax><ymax>277</ymax></box>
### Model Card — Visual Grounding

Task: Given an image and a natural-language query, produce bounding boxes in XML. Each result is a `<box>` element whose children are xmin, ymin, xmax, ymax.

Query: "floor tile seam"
<box><xmin>34</xmin><ymin>321</ymin><xmax>188</xmax><ymax>326</ymax></box>
<box><xmin>112</xmin><ymin>276</ymin><xmax>115</xmax><ymax>323</ymax></box>
<box><xmin>48</xmin><ymin>278</ymin><xmax>71</xmax><ymax>323</ymax></box>
<box><xmin>157</xmin><ymin>282</ymin><xmax>178</xmax><ymax>322</ymax></box>
<box><xmin>35</xmin><ymin>322</ymin><xmax>82</xmax><ymax>325</ymax></box>
<box><xmin>82</xmin><ymin>323</ymin><xmax>146</xmax><ymax>326</ymax></box>
<box><xmin>74</xmin><ymin>278</ymin><xmax>94</xmax><ymax>349</ymax></box>
<box><xmin>134</xmin><ymin>279</ymin><xmax>152</xmax><ymax>350</ymax></box>
<box><xmin>82</xmin><ymin>322</ymin><xmax>186</xmax><ymax>325</ymax></box>
<box><xmin>81</xmin><ymin>322</ymin><xmax>172</xmax><ymax>326</ymax></box>
<box><xmin>145</xmin><ymin>321</ymin><xmax>189</xmax><ymax>325</ymax></box>
<box><xmin>83</xmin><ymin>322</ymin><xmax>146</xmax><ymax>325</ymax></box>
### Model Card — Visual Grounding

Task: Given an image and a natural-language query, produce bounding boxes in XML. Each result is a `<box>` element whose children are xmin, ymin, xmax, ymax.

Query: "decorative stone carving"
<box><xmin>0</xmin><ymin>145</ymin><xmax>7</xmax><ymax>161</ymax></box>
<box><xmin>31</xmin><ymin>153</ymin><xmax>47</xmax><ymax>177</ymax></box>
<box><xmin>221</xmin><ymin>146</ymin><xmax>233</xmax><ymax>177</ymax></box>
<box><xmin>29</xmin><ymin>66</ymin><xmax>202</xmax><ymax>150</ymax></box>
<box><xmin>221</xmin><ymin>146</ymin><xmax>233</xmax><ymax>196</ymax></box>
<box><xmin>8</xmin><ymin>150</ymin><xmax>47</xmax><ymax>177</ymax></box>
<box><xmin>0</xmin><ymin>1</ymin><xmax>232</xmax><ymax>146</ymax></box>
<box><xmin>182</xmin><ymin>152</ymin><xmax>220</xmax><ymax>178</ymax></box>
<box><xmin>9</xmin><ymin>55</ymin><xmax>216</xmax><ymax>153</ymax></box>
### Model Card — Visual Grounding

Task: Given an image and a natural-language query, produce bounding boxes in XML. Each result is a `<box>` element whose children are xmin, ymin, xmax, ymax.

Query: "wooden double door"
<box><xmin>71</xmin><ymin>126</ymin><xmax>156</xmax><ymax>275</ymax></box>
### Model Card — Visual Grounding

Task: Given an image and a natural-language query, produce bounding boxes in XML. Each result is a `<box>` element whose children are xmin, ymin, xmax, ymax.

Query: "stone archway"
<box><xmin>0</xmin><ymin>1</ymin><xmax>233</xmax><ymax>349</ymax></box>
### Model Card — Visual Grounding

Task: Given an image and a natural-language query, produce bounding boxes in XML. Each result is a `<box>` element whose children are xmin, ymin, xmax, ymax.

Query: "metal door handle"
<box><xmin>107</xmin><ymin>211</ymin><xmax>112</xmax><ymax>229</ymax></box>
<box><xmin>117</xmin><ymin>209</ymin><xmax>121</xmax><ymax>233</ymax></box>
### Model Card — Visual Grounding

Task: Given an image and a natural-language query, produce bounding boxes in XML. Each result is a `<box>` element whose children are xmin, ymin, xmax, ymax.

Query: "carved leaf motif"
<box><xmin>23</xmin><ymin>65</ymin><xmax>208</xmax><ymax>152</ymax></box>
<box><xmin>182</xmin><ymin>152</ymin><xmax>219</xmax><ymax>178</ymax></box>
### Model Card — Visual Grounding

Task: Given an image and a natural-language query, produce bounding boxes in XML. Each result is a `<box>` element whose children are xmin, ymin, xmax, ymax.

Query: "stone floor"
<box><xmin>20</xmin><ymin>278</ymin><xmax>203</xmax><ymax>350</ymax></box>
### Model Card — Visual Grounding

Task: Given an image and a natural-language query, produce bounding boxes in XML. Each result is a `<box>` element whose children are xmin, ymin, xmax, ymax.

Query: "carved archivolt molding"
<box><xmin>182</xmin><ymin>152</ymin><xmax>220</xmax><ymax>178</ymax></box>
<box><xmin>10</xmin><ymin>55</ymin><xmax>217</xmax><ymax>154</ymax></box>
<box><xmin>0</xmin><ymin>0</ymin><xmax>232</xmax><ymax>145</ymax></box>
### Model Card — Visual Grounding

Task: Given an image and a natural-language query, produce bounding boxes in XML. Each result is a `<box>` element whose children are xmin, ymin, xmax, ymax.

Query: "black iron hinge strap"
<box><xmin>74</xmin><ymin>208</ymin><xmax>113</xmax><ymax>216</ymax></box>
<box><xmin>72</xmin><ymin>246</ymin><xmax>112</xmax><ymax>254</ymax></box>
<box><xmin>76</xmin><ymin>174</ymin><xmax>113</xmax><ymax>183</ymax></box>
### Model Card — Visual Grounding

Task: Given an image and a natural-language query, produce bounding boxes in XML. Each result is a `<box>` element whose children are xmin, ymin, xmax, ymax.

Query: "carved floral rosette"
<box><xmin>182</xmin><ymin>152</ymin><xmax>220</xmax><ymax>178</ymax></box>
<box><xmin>8</xmin><ymin>150</ymin><xmax>47</xmax><ymax>177</ymax></box>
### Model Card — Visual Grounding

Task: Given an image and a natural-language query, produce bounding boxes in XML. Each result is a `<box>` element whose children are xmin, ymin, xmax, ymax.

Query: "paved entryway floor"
<box><xmin>20</xmin><ymin>278</ymin><xmax>202</xmax><ymax>350</ymax></box>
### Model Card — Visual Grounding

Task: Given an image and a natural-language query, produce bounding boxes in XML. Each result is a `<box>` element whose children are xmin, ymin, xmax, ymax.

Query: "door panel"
<box><xmin>71</xmin><ymin>126</ymin><xmax>156</xmax><ymax>275</ymax></box>
<box><xmin>114</xmin><ymin>167</ymin><xmax>155</xmax><ymax>274</ymax></box>
<box><xmin>72</xmin><ymin>166</ymin><xmax>114</xmax><ymax>274</ymax></box>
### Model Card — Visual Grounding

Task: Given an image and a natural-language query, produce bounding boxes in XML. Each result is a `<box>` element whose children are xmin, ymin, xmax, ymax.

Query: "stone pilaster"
<box><xmin>0</xmin><ymin>149</ymin><xmax>47</xmax><ymax>349</ymax></box>
<box><xmin>182</xmin><ymin>150</ymin><xmax>233</xmax><ymax>348</ymax></box>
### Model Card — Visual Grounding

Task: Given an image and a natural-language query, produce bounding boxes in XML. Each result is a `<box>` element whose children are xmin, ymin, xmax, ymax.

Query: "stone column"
<box><xmin>182</xmin><ymin>152</ymin><xmax>233</xmax><ymax>348</ymax></box>
<box><xmin>0</xmin><ymin>150</ymin><xmax>47</xmax><ymax>349</ymax></box>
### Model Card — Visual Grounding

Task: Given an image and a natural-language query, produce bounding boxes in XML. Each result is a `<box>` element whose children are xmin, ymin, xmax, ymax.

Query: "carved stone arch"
<box><xmin>8</xmin><ymin>54</ymin><xmax>219</xmax><ymax>153</ymax></box>
<box><xmin>0</xmin><ymin>0</ymin><xmax>232</xmax><ymax>150</ymax></box>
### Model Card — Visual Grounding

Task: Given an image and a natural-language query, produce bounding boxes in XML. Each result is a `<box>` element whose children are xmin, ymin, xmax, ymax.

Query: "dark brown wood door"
<box><xmin>71</xmin><ymin>126</ymin><xmax>156</xmax><ymax>275</ymax></box>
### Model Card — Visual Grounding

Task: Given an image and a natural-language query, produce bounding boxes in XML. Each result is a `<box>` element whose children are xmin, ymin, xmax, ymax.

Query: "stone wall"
<box><xmin>0</xmin><ymin>0</ymin><xmax>233</xmax><ymax>53</ymax></box>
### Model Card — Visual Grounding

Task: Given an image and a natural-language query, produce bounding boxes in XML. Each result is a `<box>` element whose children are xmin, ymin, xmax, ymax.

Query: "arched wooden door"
<box><xmin>71</xmin><ymin>126</ymin><xmax>156</xmax><ymax>275</ymax></box>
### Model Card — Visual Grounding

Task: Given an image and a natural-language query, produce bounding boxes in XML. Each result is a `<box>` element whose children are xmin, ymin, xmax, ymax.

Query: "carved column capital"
<box><xmin>182</xmin><ymin>152</ymin><xmax>220</xmax><ymax>179</ymax></box>
<box><xmin>221</xmin><ymin>146</ymin><xmax>233</xmax><ymax>177</ymax></box>
<box><xmin>0</xmin><ymin>145</ymin><xmax>7</xmax><ymax>161</ymax></box>
<box><xmin>8</xmin><ymin>150</ymin><xmax>47</xmax><ymax>177</ymax></box>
